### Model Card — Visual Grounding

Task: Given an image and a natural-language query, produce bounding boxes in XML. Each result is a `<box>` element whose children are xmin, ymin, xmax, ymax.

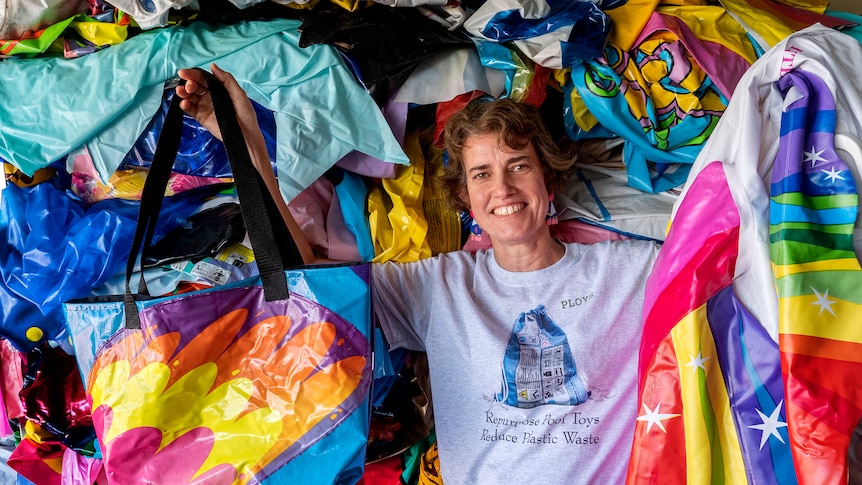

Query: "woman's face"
<box><xmin>462</xmin><ymin>132</ymin><xmax>550</xmax><ymax>248</ymax></box>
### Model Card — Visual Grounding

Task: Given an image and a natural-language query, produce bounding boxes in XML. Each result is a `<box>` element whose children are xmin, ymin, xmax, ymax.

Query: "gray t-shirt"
<box><xmin>373</xmin><ymin>240</ymin><xmax>660</xmax><ymax>484</ymax></box>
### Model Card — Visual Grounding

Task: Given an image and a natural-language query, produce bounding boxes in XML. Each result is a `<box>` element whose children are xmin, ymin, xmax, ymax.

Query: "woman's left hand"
<box><xmin>174</xmin><ymin>63</ymin><xmax>319</xmax><ymax>265</ymax></box>
<box><xmin>175</xmin><ymin>63</ymin><xmax>261</xmax><ymax>145</ymax></box>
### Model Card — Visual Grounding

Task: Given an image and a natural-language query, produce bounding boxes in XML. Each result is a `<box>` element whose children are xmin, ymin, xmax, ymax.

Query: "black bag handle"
<box><xmin>123</xmin><ymin>69</ymin><xmax>303</xmax><ymax>329</ymax></box>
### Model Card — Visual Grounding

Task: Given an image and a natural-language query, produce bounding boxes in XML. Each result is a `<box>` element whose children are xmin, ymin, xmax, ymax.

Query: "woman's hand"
<box><xmin>174</xmin><ymin>63</ymin><xmax>318</xmax><ymax>265</ymax></box>
<box><xmin>175</xmin><ymin>63</ymin><xmax>260</xmax><ymax>145</ymax></box>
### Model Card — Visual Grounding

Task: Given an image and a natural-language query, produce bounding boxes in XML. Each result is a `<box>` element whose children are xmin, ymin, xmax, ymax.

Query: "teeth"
<box><xmin>493</xmin><ymin>204</ymin><xmax>523</xmax><ymax>216</ymax></box>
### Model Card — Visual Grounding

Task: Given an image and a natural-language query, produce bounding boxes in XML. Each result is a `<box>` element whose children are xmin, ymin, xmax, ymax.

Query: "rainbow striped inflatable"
<box><xmin>627</xmin><ymin>25</ymin><xmax>862</xmax><ymax>484</ymax></box>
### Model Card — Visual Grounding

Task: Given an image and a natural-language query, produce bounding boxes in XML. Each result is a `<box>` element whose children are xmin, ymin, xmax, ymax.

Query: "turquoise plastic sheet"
<box><xmin>0</xmin><ymin>19</ymin><xmax>408</xmax><ymax>203</ymax></box>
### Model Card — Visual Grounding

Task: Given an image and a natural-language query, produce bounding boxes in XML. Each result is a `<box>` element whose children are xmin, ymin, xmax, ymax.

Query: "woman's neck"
<box><xmin>491</xmin><ymin>234</ymin><xmax>566</xmax><ymax>272</ymax></box>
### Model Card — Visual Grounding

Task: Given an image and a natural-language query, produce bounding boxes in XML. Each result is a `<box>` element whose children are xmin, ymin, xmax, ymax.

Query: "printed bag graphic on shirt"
<box><xmin>496</xmin><ymin>305</ymin><xmax>589</xmax><ymax>408</ymax></box>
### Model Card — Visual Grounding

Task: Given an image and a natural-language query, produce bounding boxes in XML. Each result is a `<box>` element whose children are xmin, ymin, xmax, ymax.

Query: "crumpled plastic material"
<box><xmin>716</xmin><ymin>0</ymin><xmax>855</xmax><ymax>52</ymax></box>
<box><xmin>335</xmin><ymin>99</ymin><xmax>407</xmax><ymax>180</ymax></box>
<box><xmin>658</xmin><ymin>4</ymin><xmax>759</xmax><ymax>66</ymax></box>
<box><xmin>0</xmin><ymin>339</ymin><xmax>24</xmax><ymax>429</ymax></box>
<box><xmin>432</xmin><ymin>90</ymin><xmax>489</xmax><ymax>149</ymax></box>
<box><xmin>826</xmin><ymin>10</ymin><xmax>862</xmax><ymax>43</ymax></box>
<box><xmin>63</xmin><ymin>15</ymin><xmax>129</xmax><ymax>58</ymax></box>
<box><xmin>603</xmin><ymin>0</ymin><xmax>660</xmax><ymax>51</ymax></box>
<box><xmin>19</xmin><ymin>346</ymin><xmax>96</xmax><ymax>455</ymax></box>
<box><xmin>117</xmin><ymin>90</ymin><xmax>278</xmax><ymax>179</ymax></box>
<box><xmin>368</xmin><ymin>129</ymin><xmax>433</xmax><ymax>263</ymax></box>
<box><xmin>288</xmin><ymin>174</ymin><xmax>362</xmax><ymax>262</ymax></box>
<box><xmin>69</xmin><ymin>162</ymin><xmax>232</xmax><ymax>207</ymax></box>
<box><xmin>371</xmin><ymin>0</ymin><xmax>450</xmax><ymax>6</ymax></box>
<box><xmin>4</xmin><ymin>165</ymin><xmax>56</xmax><ymax>188</ymax></box>
<box><xmin>143</xmin><ymin>202</ymin><xmax>246</xmax><ymax>267</ymax></box>
<box><xmin>101</xmin><ymin>0</ymin><xmax>197</xmax><ymax>30</ymax></box>
<box><xmin>392</xmin><ymin>46</ymin><xmax>507</xmax><ymax>106</ymax></box>
<box><xmin>626</xmin><ymin>25</ymin><xmax>862</xmax><ymax>484</ymax></box>
<box><xmin>0</xmin><ymin>19</ymin><xmax>408</xmax><ymax>205</ymax></box>
<box><xmin>0</xmin><ymin>181</ymin><xmax>136</xmax><ymax>351</ymax></box>
<box><xmin>0</xmin><ymin>0</ymin><xmax>87</xmax><ymax>39</ymax></box>
<box><xmin>826</xmin><ymin>10</ymin><xmax>862</xmax><ymax>42</ymax></box>
<box><xmin>561</xmin><ymin>12</ymin><xmax>744</xmax><ymax>193</ymax></box>
<box><xmin>61</xmin><ymin>448</ymin><xmax>106</xmax><ymax>485</ymax></box>
<box><xmin>335</xmin><ymin>169</ymin><xmax>376</xmax><ymax>263</ymax></box>
<box><xmin>556</xmin><ymin>166</ymin><xmax>676</xmax><ymax>241</ymax></box>
<box><xmin>472</xmin><ymin>39</ymin><xmax>550</xmax><ymax>105</ymax></box>
<box><xmin>0</xmin><ymin>10</ymin><xmax>128</xmax><ymax>59</ymax></box>
<box><xmin>299</xmin><ymin>2</ymin><xmax>473</xmax><ymax>105</ymax></box>
<box><xmin>7</xmin><ymin>419</ymin><xmax>66</xmax><ymax>485</ymax></box>
<box><xmin>413</xmin><ymin>124</ymin><xmax>462</xmax><ymax>256</ymax></box>
<box><xmin>463</xmin><ymin>0</ymin><xmax>612</xmax><ymax>69</ymax></box>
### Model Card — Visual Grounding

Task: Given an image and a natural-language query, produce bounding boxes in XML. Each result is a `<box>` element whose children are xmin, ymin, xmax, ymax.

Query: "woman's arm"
<box><xmin>175</xmin><ymin>64</ymin><xmax>317</xmax><ymax>265</ymax></box>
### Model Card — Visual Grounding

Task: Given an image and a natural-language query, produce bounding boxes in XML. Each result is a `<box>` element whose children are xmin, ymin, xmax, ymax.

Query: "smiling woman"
<box><xmin>177</xmin><ymin>67</ymin><xmax>662</xmax><ymax>484</ymax></box>
<box><xmin>439</xmin><ymin>100</ymin><xmax>578</xmax><ymax>271</ymax></box>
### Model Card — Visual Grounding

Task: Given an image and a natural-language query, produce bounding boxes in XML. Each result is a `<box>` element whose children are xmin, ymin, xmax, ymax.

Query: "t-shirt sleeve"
<box><xmin>372</xmin><ymin>259</ymin><xmax>436</xmax><ymax>351</ymax></box>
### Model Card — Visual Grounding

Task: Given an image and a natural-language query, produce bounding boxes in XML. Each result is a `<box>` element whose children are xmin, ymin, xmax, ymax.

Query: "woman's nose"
<box><xmin>491</xmin><ymin>173</ymin><xmax>515</xmax><ymax>195</ymax></box>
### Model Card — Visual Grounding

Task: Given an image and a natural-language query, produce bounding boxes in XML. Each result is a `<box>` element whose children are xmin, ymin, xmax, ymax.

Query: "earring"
<box><xmin>546</xmin><ymin>193</ymin><xmax>558</xmax><ymax>226</ymax></box>
<box><xmin>469</xmin><ymin>210</ymin><xmax>483</xmax><ymax>241</ymax></box>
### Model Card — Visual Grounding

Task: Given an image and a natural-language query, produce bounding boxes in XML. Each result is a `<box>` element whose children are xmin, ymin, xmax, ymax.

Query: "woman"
<box><xmin>177</xmin><ymin>65</ymin><xmax>660</xmax><ymax>483</ymax></box>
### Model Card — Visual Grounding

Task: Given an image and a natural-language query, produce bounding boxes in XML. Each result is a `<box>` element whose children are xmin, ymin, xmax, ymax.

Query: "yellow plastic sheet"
<box><xmin>69</xmin><ymin>16</ymin><xmax>129</xmax><ymax>46</ymax></box>
<box><xmin>717</xmin><ymin>0</ymin><xmax>836</xmax><ymax>49</ymax></box>
<box><xmin>554</xmin><ymin>68</ymin><xmax>600</xmax><ymax>133</ymax></box>
<box><xmin>659</xmin><ymin>0</ymin><xmax>708</xmax><ymax>5</ymax></box>
<box><xmin>329</xmin><ymin>0</ymin><xmax>373</xmax><ymax>12</ymax></box>
<box><xmin>658</xmin><ymin>5</ymin><xmax>759</xmax><ymax>64</ymax></box>
<box><xmin>605</xmin><ymin>0</ymin><xmax>660</xmax><ymax>50</ymax></box>
<box><xmin>417</xmin><ymin>125</ymin><xmax>462</xmax><ymax>255</ymax></box>
<box><xmin>776</xmin><ymin>0</ymin><xmax>828</xmax><ymax>13</ymax></box>
<box><xmin>368</xmin><ymin>129</ymin><xmax>432</xmax><ymax>263</ymax></box>
<box><xmin>3</xmin><ymin>163</ymin><xmax>55</xmax><ymax>187</ymax></box>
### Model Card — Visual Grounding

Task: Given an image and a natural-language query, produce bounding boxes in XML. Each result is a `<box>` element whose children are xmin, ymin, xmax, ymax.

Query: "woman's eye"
<box><xmin>473</xmin><ymin>172</ymin><xmax>488</xmax><ymax>179</ymax></box>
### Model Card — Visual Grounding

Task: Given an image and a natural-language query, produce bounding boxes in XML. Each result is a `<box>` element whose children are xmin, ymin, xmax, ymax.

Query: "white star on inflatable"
<box><xmin>684</xmin><ymin>351</ymin><xmax>710</xmax><ymax>373</ymax></box>
<box><xmin>636</xmin><ymin>402</ymin><xmax>681</xmax><ymax>433</ymax></box>
<box><xmin>810</xmin><ymin>286</ymin><xmax>837</xmax><ymax>316</ymax></box>
<box><xmin>821</xmin><ymin>167</ymin><xmax>845</xmax><ymax>183</ymax></box>
<box><xmin>747</xmin><ymin>400</ymin><xmax>788</xmax><ymax>450</ymax></box>
<box><xmin>803</xmin><ymin>145</ymin><xmax>827</xmax><ymax>167</ymax></box>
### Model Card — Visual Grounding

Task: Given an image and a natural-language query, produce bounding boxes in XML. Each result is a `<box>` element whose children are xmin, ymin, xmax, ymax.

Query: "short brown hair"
<box><xmin>440</xmin><ymin>98</ymin><xmax>576</xmax><ymax>212</ymax></box>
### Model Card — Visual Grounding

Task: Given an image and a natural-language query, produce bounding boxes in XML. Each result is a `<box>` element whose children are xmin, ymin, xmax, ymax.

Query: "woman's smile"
<box><xmin>492</xmin><ymin>203</ymin><xmax>525</xmax><ymax>216</ymax></box>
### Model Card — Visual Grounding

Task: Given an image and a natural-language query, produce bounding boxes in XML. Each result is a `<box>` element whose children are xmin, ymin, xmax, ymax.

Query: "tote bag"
<box><xmin>64</xmin><ymin>70</ymin><xmax>373</xmax><ymax>485</ymax></box>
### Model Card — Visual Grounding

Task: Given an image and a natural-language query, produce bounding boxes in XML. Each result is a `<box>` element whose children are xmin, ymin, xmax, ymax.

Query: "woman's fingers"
<box><xmin>210</xmin><ymin>64</ymin><xmax>255</xmax><ymax>117</ymax></box>
<box><xmin>173</xmin><ymin>64</ymin><xmax>260</xmax><ymax>144</ymax></box>
<box><xmin>210</xmin><ymin>63</ymin><xmax>234</xmax><ymax>91</ymax></box>
<box><xmin>174</xmin><ymin>67</ymin><xmax>220</xmax><ymax>139</ymax></box>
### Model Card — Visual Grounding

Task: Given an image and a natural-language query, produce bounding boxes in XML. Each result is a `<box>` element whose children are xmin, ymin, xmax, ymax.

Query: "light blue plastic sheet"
<box><xmin>335</xmin><ymin>170</ymin><xmax>375</xmax><ymax>263</ymax></box>
<box><xmin>0</xmin><ymin>19</ymin><xmax>408</xmax><ymax>203</ymax></box>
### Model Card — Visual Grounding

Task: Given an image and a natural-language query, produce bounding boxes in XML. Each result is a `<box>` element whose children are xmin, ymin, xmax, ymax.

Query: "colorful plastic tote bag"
<box><xmin>63</xmin><ymin>71</ymin><xmax>373</xmax><ymax>485</ymax></box>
